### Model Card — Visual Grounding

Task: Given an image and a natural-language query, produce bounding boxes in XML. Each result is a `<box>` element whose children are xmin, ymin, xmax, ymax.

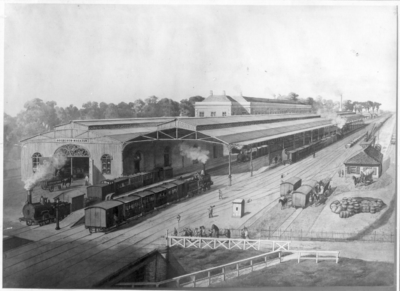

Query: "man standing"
<box><xmin>208</xmin><ymin>206</ymin><xmax>214</xmax><ymax>218</ymax></box>
<box><xmin>218</xmin><ymin>189</ymin><xmax>223</xmax><ymax>200</ymax></box>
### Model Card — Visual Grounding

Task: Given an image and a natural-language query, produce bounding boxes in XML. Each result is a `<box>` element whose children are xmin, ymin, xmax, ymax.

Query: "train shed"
<box><xmin>20</xmin><ymin>112</ymin><xmax>364</xmax><ymax>185</ymax></box>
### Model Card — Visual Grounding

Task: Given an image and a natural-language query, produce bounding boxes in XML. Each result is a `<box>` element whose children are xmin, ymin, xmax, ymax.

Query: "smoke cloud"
<box><xmin>318</xmin><ymin>109</ymin><xmax>347</xmax><ymax>129</ymax></box>
<box><xmin>179</xmin><ymin>143</ymin><xmax>209</xmax><ymax>164</ymax></box>
<box><xmin>24</xmin><ymin>154</ymin><xmax>68</xmax><ymax>190</ymax></box>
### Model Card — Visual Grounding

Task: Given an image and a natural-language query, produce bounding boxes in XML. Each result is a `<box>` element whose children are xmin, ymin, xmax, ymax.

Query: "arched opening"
<box><xmin>53</xmin><ymin>144</ymin><xmax>90</xmax><ymax>183</ymax></box>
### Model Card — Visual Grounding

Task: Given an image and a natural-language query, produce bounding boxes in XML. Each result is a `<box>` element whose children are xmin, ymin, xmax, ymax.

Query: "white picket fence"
<box><xmin>167</xmin><ymin>235</ymin><xmax>291</xmax><ymax>251</ymax></box>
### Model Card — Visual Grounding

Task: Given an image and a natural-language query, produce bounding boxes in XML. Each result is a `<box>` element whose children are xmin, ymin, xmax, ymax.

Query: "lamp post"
<box><xmin>177</xmin><ymin>214</ymin><xmax>181</xmax><ymax>234</ymax></box>
<box><xmin>55</xmin><ymin>198</ymin><xmax>60</xmax><ymax>230</ymax></box>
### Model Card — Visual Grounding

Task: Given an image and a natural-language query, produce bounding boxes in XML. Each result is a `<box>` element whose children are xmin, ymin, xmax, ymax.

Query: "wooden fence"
<box><xmin>115</xmin><ymin>248</ymin><xmax>339</xmax><ymax>288</ymax></box>
<box><xmin>168</xmin><ymin>236</ymin><xmax>290</xmax><ymax>251</ymax></box>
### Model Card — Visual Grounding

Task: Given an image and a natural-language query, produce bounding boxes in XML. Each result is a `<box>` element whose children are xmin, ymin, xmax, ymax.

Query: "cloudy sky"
<box><xmin>4</xmin><ymin>4</ymin><xmax>397</xmax><ymax>116</ymax></box>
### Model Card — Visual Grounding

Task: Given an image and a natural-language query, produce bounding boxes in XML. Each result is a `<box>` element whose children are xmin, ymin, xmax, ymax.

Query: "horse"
<box><xmin>278</xmin><ymin>197</ymin><xmax>288</xmax><ymax>210</ymax></box>
<box><xmin>352</xmin><ymin>176</ymin><xmax>361</xmax><ymax>186</ymax></box>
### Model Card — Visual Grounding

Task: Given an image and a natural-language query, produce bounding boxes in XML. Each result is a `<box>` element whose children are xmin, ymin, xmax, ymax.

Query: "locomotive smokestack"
<box><xmin>27</xmin><ymin>189</ymin><xmax>32</xmax><ymax>204</ymax></box>
<box><xmin>203</xmin><ymin>163</ymin><xmax>206</xmax><ymax>173</ymax></box>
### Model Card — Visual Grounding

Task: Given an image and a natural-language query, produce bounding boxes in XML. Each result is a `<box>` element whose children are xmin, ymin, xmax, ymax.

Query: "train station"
<box><xmin>20</xmin><ymin>111</ymin><xmax>366</xmax><ymax>185</ymax></box>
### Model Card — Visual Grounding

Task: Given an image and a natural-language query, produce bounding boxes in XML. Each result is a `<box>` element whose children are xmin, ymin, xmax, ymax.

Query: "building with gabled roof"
<box><xmin>343</xmin><ymin>145</ymin><xmax>383</xmax><ymax>179</ymax></box>
<box><xmin>194</xmin><ymin>91</ymin><xmax>312</xmax><ymax>117</ymax></box>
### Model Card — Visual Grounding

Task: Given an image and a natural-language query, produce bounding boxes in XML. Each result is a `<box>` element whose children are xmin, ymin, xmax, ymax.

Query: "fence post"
<box><xmin>316</xmin><ymin>252</ymin><xmax>318</xmax><ymax>264</ymax></box>
<box><xmin>298</xmin><ymin>252</ymin><xmax>301</xmax><ymax>263</ymax></box>
<box><xmin>208</xmin><ymin>271</ymin><xmax>211</xmax><ymax>286</ymax></box>
<box><xmin>269</xmin><ymin>226</ymin><xmax>271</xmax><ymax>239</ymax></box>
<box><xmin>300</xmin><ymin>229</ymin><xmax>302</xmax><ymax>241</ymax></box>
<box><xmin>237</xmin><ymin>263</ymin><xmax>239</xmax><ymax>277</ymax></box>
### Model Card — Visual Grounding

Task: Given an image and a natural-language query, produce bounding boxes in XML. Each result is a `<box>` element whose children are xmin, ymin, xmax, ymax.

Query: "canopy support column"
<box><xmin>250</xmin><ymin>147</ymin><xmax>253</xmax><ymax>177</ymax></box>
<box><xmin>228</xmin><ymin>146</ymin><xmax>232</xmax><ymax>186</ymax></box>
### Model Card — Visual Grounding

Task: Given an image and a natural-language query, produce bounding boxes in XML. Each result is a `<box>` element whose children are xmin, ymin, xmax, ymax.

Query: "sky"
<box><xmin>4</xmin><ymin>4</ymin><xmax>398</xmax><ymax>116</ymax></box>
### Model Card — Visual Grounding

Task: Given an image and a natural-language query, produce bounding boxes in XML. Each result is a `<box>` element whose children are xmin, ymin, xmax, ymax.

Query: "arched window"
<box><xmin>32</xmin><ymin>153</ymin><xmax>42</xmax><ymax>173</ymax></box>
<box><xmin>101</xmin><ymin>154</ymin><xmax>112</xmax><ymax>174</ymax></box>
<box><xmin>164</xmin><ymin>146</ymin><xmax>170</xmax><ymax>167</ymax></box>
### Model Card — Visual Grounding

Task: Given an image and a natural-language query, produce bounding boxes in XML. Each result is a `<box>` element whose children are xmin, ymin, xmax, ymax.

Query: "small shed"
<box><xmin>280</xmin><ymin>177</ymin><xmax>302</xmax><ymax>196</ymax></box>
<box><xmin>232</xmin><ymin>199</ymin><xmax>245</xmax><ymax>218</ymax></box>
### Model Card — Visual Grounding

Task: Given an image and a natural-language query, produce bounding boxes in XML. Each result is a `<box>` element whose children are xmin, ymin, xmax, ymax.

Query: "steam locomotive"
<box><xmin>19</xmin><ymin>190</ymin><xmax>71</xmax><ymax>226</ymax></box>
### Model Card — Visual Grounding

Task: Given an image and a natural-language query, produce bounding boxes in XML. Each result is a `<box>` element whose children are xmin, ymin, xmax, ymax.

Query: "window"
<box><xmin>347</xmin><ymin>166</ymin><xmax>360</xmax><ymax>174</ymax></box>
<box><xmin>32</xmin><ymin>153</ymin><xmax>42</xmax><ymax>173</ymax></box>
<box><xmin>222</xmin><ymin>112</ymin><xmax>227</xmax><ymax>117</ymax></box>
<box><xmin>199</xmin><ymin>112</ymin><xmax>204</xmax><ymax>117</ymax></box>
<box><xmin>211</xmin><ymin>112</ymin><xmax>216</xmax><ymax>117</ymax></box>
<box><xmin>164</xmin><ymin>147</ymin><xmax>170</xmax><ymax>167</ymax></box>
<box><xmin>101</xmin><ymin>154</ymin><xmax>112</xmax><ymax>174</ymax></box>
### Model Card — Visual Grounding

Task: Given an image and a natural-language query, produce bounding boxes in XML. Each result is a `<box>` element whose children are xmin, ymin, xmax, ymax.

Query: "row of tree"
<box><xmin>342</xmin><ymin>100</ymin><xmax>381</xmax><ymax>113</ymax></box>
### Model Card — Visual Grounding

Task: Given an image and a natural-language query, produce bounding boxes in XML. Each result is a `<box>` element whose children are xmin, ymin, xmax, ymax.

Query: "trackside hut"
<box><xmin>344</xmin><ymin>145</ymin><xmax>383</xmax><ymax>179</ymax></box>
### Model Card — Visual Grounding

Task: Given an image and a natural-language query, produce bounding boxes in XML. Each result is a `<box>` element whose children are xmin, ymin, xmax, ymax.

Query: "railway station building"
<box><xmin>20</xmin><ymin>112</ymin><xmax>365</xmax><ymax>185</ymax></box>
<box><xmin>194</xmin><ymin>92</ymin><xmax>313</xmax><ymax>117</ymax></box>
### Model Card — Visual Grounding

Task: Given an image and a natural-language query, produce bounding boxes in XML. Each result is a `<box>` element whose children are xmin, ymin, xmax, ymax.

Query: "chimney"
<box><xmin>27</xmin><ymin>189</ymin><xmax>32</xmax><ymax>204</ymax></box>
<box><xmin>210</xmin><ymin>90</ymin><xmax>213</xmax><ymax>96</ymax></box>
<box><xmin>340</xmin><ymin>94</ymin><xmax>343</xmax><ymax>111</ymax></box>
<box><xmin>223</xmin><ymin>90</ymin><xmax>226</xmax><ymax>96</ymax></box>
<box><xmin>203</xmin><ymin>163</ymin><xmax>206</xmax><ymax>173</ymax></box>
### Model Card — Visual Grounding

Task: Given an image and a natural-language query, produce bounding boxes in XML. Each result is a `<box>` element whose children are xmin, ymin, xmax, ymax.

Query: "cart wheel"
<box><xmin>66</xmin><ymin>181</ymin><xmax>71</xmax><ymax>188</ymax></box>
<box><xmin>49</xmin><ymin>186</ymin><xmax>54</xmax><ymax>192</ymax></box>
<box><xmin>39</xmin><ymin>222</ymin><xmax>44</xmax><ymax>226</ymax></box>
<box><xmin>58</xmin><ymin>185</ymin><xmax>62</xmax><ymax>190</ymax></box>
<box><xmin>26</xmin><ymin>220</ymin><xmax>33</xmax><ymax>226</ymax></box>
<box><xmin>89</xmin><ymin>228</ymin><xmax>94</xmax><ymax>234</ymax></box>
<box><xmin>45</xmin><ymin>219</ymin><xmax>50</xmax><ymax>225</ymax></box>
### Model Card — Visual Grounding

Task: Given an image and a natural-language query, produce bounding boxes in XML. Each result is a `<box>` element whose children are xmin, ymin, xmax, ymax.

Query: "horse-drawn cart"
<box><xmin>40</xmin><ymin>175</ymin><xmax>72</xmax><ymax>192</ymax></box>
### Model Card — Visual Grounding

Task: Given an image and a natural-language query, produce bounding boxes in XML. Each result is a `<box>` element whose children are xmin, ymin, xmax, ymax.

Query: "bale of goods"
<box><xmin>333</xmin><ymin>197</ymin><xmax>386</xmax><ymax>218</ymax></box>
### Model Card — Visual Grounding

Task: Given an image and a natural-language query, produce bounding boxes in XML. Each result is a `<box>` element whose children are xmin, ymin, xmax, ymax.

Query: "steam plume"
<box><xmin>318</xmin><ymin>109</ymin><xmax>347</xmax><ymax>129</ymax></box>
<box><xmin>24</xmin><ymin>154</ymin><xmax>67</xmax><ymax>190</ymax></box>
<box><xmin>179</xmin><ymin>143</ymin><xmax>209</xmax><ymax>164</ymax></box>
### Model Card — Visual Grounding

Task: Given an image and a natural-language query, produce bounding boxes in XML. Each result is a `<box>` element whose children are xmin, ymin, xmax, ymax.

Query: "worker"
<box><xmin>218</xmin><ymin>189</ymin><xmax>223</xmax><ymax>200</ymax></box>
<box><xmin>85</xmin><ymin>174</ymin><xmax>89</xmax><ymax>186</ymax></box>
<box><xmin>208</xmin><ymin>206</ymin><xmax>214</xmax><ymax>218</ymax></box>
<box><xmin>313</xmin><ymin>151</ymin><xmax>316</xmax><ymax>158</ymax></box>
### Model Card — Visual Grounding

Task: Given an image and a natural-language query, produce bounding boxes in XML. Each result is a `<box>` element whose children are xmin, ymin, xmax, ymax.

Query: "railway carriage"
<box><xmin>87</xmin><ymin>183</ymin><xmax>115</xmax><ymax>204</ymax></box>
<box><xmin>161</xmin><ymin>182</ymin><xmax>179</xmax><ymax>203</ymax></box>
<box><xmin>133</xmin><ymin>191</ymin><xmax>156</xmax><ymax>213</ymax></box>
<box><xmin>85</xmin><ymin>200</ymin><xmax>125</xmax><ymax>233</ymax></box>
<box><xmin>170</xmin><ymin>179</ymin><xmax>187</xmax><ymax>199</ymax></box>
<box><xmin>114</xmin><ymin>196</ymin><xmax>142</xmax><ymax>219</ymax></box>
<box><xmin>150</xmin><ymin>186</ymin><xmax>169</xmax><ymax>207</ymax></box>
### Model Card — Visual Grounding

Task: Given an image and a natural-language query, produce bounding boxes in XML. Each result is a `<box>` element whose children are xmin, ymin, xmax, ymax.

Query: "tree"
<box><xmin>287</xmin><ymin>92</ymin><xmax>299</xmax><ymax>102</ymax></box>
<box><xmin>375</xmin><ymin>102</ymin><xmax>382</xmax><ymax>112</ymax></box>
<box><xmin>188</xmin><ymin>96</ymin><xmax>205</xmax><ymax>104</ymax></box>
<box><xmin>104</xmin><ymin>104</ymin><xmax>120</xmax><ymax>119</ymax></box>
<box><xmin>133</xmin><ymin>99</ymin><xmax>145</xmax><ymax>116</ymax></box>
<box><xmin>157</xmin><ymin>98</ymin><xmax>180</xmax><ymax>117</ymax></box>
<box><xmin>306</xmin><ymin>97</ymin><xmax>314</xmax><ymax>106</ymax></box>
<box><xmin>179</xmin><ymin>99</ymin><xmax>194</xmax><ymax>116</ymax></box>
<box><xmin>141</xmin><ymin>96</ymin><xmax>159</xmax><ymax>117</ymax></box>
<box><xmin>343</xmin><ymin>100</ymin><xmax>354</xmax><ymax>112</ymax></box>
<box><xmin>117</xmin><ymin>102</ymin><xmax>136</xmax><ymax>118</ymax></box>
<box><xmin>80</xmin><ymin>102</ymin><xmax>101</xmax><ymax>119</ymax></box>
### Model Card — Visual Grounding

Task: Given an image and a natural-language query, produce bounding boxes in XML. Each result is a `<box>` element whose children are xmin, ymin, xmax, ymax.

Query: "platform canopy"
<box><xmin>124</xmin><ymin>116</ymin><xmax>332</xmax><ymax>149</ymax></box>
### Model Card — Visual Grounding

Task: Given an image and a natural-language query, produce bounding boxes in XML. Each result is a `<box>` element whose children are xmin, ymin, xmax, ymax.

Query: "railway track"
<box><xmin>3</xmin><ymin>116</ymin><xmax>390</xmax><ymax>288</ymax></box>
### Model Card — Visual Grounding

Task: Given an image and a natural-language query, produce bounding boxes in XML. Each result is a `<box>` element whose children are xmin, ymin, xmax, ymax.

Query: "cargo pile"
<box><xmin>330</xmin><ymin>197</ymin><xmax>385</xmax><ymax>218</ymax></box>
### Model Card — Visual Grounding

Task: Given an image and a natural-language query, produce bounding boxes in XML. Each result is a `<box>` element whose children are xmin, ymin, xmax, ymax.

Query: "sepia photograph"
<box><xmin>2</xmin><ymin>1</ymin><xmax>398</xmax><ymax>290</ymax></box>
